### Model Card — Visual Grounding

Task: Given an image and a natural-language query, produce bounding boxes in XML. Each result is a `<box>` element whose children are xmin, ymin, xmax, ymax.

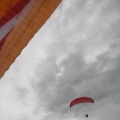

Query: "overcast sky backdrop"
<box><xmin>1</xmin><ymin>0</ymin><xmax>120</xmax><ymax>120</ymax></box>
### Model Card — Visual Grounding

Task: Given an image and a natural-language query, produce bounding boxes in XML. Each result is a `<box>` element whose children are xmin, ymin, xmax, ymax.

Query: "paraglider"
<box><xmin>0</xmin><ymin>0</ymin><xmax>62</xmax><ymax>78</ymax></box>
<box><xmin>85</xmin><ymin>114</ymin><xmax>88</xmax><ymax>118</ymax></box>
<box><xmin>70</xmin><ymin>96</ymin><xmax>94</xmax><ymax>118</ymax></box>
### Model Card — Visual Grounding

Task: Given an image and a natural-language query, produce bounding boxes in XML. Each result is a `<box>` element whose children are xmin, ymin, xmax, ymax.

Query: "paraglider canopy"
<box><xmin>0</xmin><ymin>0</ymin><xmax>62</xmax><ymax>78</ymax></box>
<box><xmin>69</xmin><ymin>96</ymin><xmax>94</xmax><ymax>118</ymax></box>
<box><xmin>70</xmin><ymin>96</ymin><xmax>94</xmax><ymax>108</ymax></box>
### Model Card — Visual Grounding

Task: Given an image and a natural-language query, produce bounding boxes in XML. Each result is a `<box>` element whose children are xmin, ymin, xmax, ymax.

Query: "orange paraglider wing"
<box><xmin>0</xmin><ymin>0</ymin><xmax>62</xmax><ymax>78</ymax></box>
<box><xmin>70</xmin><ymin>97</ymin><xmax>94</xmax><ymax>108</ymax></box>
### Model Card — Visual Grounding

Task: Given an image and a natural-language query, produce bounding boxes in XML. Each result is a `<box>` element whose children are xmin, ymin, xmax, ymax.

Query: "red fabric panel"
<box><xmin>70</xmin><ymin>97</ymin><xmax>94</xmax><ymax>108</ymax></box>
<box><xmin>0</xmin><ymin>0</ymin><xmax>30</xmax><ymax>27</ymax></box>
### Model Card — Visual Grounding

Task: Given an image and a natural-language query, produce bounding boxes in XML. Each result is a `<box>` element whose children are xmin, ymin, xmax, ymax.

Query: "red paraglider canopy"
<box><xmin>70</xmin><ymin>97</ymin><xmax>94</xmax><ymax>108</ymax></box>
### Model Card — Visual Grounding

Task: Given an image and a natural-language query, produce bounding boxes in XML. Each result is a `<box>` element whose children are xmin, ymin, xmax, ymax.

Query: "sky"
<box><xmin>1</xmin><ymin>0</ymin><xmax>120</xmax><ymax>120</ymax></box>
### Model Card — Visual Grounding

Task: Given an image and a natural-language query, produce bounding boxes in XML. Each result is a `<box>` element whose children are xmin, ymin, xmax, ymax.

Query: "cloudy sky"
<box><xmin>1</xmin><ymin>0</ymin><xmax>120</xmax><ymax>120</ymax></box>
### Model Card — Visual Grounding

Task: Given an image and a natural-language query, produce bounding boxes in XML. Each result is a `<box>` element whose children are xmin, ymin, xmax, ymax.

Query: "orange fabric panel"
<box><xmin>0</xmin><ymin>0</ymin><xmax>62</xmax><ymax>78</ymax></box>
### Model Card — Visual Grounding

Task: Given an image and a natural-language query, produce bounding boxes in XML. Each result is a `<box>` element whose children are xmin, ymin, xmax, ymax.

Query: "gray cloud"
<box><xmin>29</xmin><ymin>0</ymin><xmax>120</xmax><ymax>120</ymax></box>
<box><xmin>31</xmin><ymin>47</ymin><xmax>120</xmax><ymax>119</ymax></box>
